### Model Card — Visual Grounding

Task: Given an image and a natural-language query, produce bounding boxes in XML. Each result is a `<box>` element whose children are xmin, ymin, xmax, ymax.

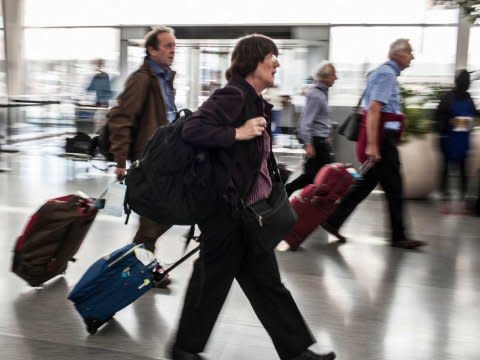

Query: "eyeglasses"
<box><xmin>268</xmin><ymin>54</ymin><xmax>279</xmax><ymax>65</ymax></box>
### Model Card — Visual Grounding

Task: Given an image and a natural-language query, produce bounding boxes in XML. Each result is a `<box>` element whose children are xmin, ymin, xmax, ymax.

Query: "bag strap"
<box><xmin>354</xmin><ymin>88</ymin><xmax>367</xmax><ymax>110</ymax></box>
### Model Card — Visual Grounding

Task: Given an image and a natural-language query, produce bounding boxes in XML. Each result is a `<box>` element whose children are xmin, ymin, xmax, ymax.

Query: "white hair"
<box><xmin>313</xmin><ymin>61</ymin><xmax>335</xmax><ymax>81</ymax></box>
<box><xmin>388</xmin><ymin>38</ymin><xmax>411</xmax><ymax>59</ymax></box>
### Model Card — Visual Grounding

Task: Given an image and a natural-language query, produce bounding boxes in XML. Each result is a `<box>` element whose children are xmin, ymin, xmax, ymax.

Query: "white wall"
<box><xmin>24</xmin><ymin>0</ymin><xmax>459</xmax><ymax>27</ymax></box>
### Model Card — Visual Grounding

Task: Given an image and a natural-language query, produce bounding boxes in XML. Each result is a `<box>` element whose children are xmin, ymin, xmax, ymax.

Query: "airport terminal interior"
<box><xmin>1</xmin><ymin>1</ymin><xmax>480</xmax><ymax>359</ymax></box>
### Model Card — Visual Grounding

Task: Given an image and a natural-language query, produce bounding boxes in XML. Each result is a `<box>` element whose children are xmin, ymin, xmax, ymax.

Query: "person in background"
<box><xmin>86</xmin><ymin>59</ymin><xmax>112</xmax><ymax>107</ymax></box>
<box><xmin>278</xmin><ymin>94</ymin><xmax>298</xmax><ymax>135</ymax></box>
<box><xmin>170</xmin><ymin>34</ymin><xmax>336</xmax><ymax>360</ymax></box>
<box><xmin>108</xmin><ymin>25</ymin><xmax>177</xmax><ymax>287</ymax></box>
<box><xmin>322</xmin><ymin>38</ymin><xmax>426</xmax><ymax>250</ymax></box>
<box><xmin>285</xmin><ymin>61</ymin><xmax>337</xmax><ymax>196</ymax></box>
<box><xmin>434</xmin><ymin>69</ymin><xmax>479</xmax><ymax>209</ymax></box>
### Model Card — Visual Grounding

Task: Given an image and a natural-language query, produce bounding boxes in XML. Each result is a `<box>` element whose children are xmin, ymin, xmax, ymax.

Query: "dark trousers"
<box><xmin>132</xmin><ymin>216</ymin><xmax>171</xmax><ymax>252</ymax></box>
<box><xmin>174</xmin><ymin>206</ymin><xmax>315</xmax><ymax>360</ymax></box>
<box><xmin>286</xmin><ymin>137</ymin><xmax>333</xmax><ymax>196</ymax></box>
<box><xmin>326</xmin><ymin>131</ymin><xmax>406</xmax><ymax>243</ymax></box>
<box><xmin>440</xmin><ymin>156</ymin><xmax>468</xmax><ymax>200</ymax></box>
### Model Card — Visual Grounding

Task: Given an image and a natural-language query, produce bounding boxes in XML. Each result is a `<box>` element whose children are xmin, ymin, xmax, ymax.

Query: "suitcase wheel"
<box><xmin>85</xmin><ymin>317</ymin><xmax>112</xmax><ymax>335</ymax></box>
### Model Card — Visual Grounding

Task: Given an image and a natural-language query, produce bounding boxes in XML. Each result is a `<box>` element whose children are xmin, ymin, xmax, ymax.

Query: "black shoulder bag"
<box><xmin>240</xmin><ymin>157</ymin><xmax>297</xmax><ymax>253</ymax></box>
<box><xmin>338</xmin><ymin>89</ymin><xmax>365</xmax><ymax>142</ymax></box>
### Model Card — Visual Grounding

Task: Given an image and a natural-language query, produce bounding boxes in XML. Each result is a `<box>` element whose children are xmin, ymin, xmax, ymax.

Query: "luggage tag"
<box><xmin>134</xmin><ymin>247</ymin><xmax>157</xmax><ymax>267</ymax></box>
<box><xmin>101</xmin><ymin>182</ymin><xmax>127</xmax><ymax>217</ymax></box>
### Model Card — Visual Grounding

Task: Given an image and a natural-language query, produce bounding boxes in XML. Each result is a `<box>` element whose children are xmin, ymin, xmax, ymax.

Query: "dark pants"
<box><xmin>439</xmin><ymin>137</ymin><xmax>468</xmax><ymax>200</ymax></box>
<box><xmin>440</xmin><ymin>157</ymin><xmax>467</xmax><ymax>200</ymax></box>
<box><xmin>132</xmin><ymin>216</ymin><xmax>171</xmax><ymax>252</ymax></box>
<box><xmin>286</xmin><ymin>137</ymin><xmax>333</xmax><ymax>196</ymax></box>
<box><xmin>174</xmin><ymin>205</ymin><xmax>315</xmax><ymax>360</ymax></box>
<box><xmin>326</xmin><ymin>131</ymin><xmax>407</xmax><ymax>243</ymax></box>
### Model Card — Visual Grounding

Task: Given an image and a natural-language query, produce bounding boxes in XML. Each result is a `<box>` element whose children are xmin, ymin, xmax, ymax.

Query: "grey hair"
<box><xmin>388</xmin><ymin>38</ymin><xmax>411</xmax><ymax>58</ymax></box>
<box><xmin>313</xmin><ymin>61</ymin><xmax>335</xmax><ymax>81</ymax></box>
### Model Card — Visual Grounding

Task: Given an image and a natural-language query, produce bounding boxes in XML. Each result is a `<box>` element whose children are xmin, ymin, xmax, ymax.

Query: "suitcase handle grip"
<box><xmin>107</xmin><ymin>244</ymin><xmax>145</xmax><ymax>268</ymax></box>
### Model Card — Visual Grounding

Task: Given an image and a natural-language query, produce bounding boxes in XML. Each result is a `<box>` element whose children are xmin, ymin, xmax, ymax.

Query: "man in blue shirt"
<box><xmin>286</xmin><ymin>61</ymin><xmax>337</xmax><ymax>196</ymax></box>
<box><xmin>108</xmin><ymin>25</ymin><xmax>177</xmax><ymax>286</ymax></box>
<box><xmin>323</xmin><ymin>39</ymin><xmax>426</xmax><ymax>250</ymax></box>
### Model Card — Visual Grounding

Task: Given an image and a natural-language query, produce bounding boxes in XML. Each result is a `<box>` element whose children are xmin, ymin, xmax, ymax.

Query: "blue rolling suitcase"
<box><xmin>68</xmin><ymin>243</ymin><xmax>199</xmax><ymax>334</ymax></box>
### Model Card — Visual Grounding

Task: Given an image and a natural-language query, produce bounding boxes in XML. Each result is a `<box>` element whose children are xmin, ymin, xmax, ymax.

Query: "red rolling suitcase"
<box><xmin>12</xmin><ymin>195</ymin><xmax>98</xmax><ymax>286</ymax></box>
<box><xmin>284</xmin><ymin>163</ymin><xmax>357</xmax><ymax>249</ymax></box>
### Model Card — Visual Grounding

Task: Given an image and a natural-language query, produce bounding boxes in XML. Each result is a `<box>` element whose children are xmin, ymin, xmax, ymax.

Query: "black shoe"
<box><xmin>322</xmin><ymin>222</ymin><xmax>346</xmax><ymax>243</ymax></box>
<box><xmin>291</xmin><ymin>349</ymin><xmax>336</xmax><ymax>360</ymax></box>
<box><xmin>391</xmin><ymin>239</ymin><xmax>427</xmax><ymax>250</ymax></box>
<box><xmin>170</xmin><ymin>346</ymin><xmax>205</xmax><ymax>360</ymax></box>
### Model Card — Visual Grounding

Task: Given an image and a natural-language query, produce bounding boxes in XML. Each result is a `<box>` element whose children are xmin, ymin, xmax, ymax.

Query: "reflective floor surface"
<box><xmin>0</xmin><ymin>138</ymin><xmax>479</xmax><ymax>360</ymax></box>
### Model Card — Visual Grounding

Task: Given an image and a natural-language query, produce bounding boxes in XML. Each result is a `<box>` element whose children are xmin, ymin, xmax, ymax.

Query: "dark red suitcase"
<box><xmin>12</xmin><ymin>195</ymin><xmax>98</xmax><ymax>286</ymax></box>
<box><xmin>284</xmin><ymin>163</ymin><xmax>355</xmax><ymax>248</ymax></box>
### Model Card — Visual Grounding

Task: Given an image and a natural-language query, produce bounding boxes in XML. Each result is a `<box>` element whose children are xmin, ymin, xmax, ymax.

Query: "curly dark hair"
<box><xmin>225</xmin><ymin>34</ymin><xmax>279</xmax><ymax>80</ymax></box>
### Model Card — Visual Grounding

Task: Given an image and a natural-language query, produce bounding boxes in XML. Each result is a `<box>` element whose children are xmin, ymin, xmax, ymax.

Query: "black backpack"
<box><xmin>124</xmin><ymin>109</ymin><xmax>215</xmax><ymax>225</ymax></box>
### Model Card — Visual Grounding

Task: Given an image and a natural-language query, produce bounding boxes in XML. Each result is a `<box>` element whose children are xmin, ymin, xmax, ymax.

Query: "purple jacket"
<box><xmin>182</xmin><ymin>75</ymin><xmax>274</xmax><ymax>209</ymax></box>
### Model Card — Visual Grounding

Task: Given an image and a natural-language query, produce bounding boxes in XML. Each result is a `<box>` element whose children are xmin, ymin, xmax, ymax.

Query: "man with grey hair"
<box><xmin>323</xmin><ymin>38</ymin><xmax>426</xmax><ymax>250</ymax></box>
<box><xmin>107</xmin><ymin>25</ymin><xmax>177</xmax><ymax>285</ymax></box>
<box><xmin>286</xmin><ymin>61</ymin><xmax>337</xmax><ymax>196</ymax></box>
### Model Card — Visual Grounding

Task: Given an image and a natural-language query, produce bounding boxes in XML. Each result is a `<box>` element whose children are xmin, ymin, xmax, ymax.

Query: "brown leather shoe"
<box><xmin>322</xmin><ymin>222</ymin><xmax>347</xmax><ymax>243</ymax></box>
<box><xmin>391</xmin><ymin>239</ymin><xmax>427</xmax><ymax>250</ymax></box>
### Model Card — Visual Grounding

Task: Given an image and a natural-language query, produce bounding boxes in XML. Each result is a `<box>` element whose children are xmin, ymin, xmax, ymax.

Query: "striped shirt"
<box><xmin>246</xmin><ymin>131</ymin><xmax>273</xmax><ymax>205</ymax></box>
<box><xmin>362</xmin><ymin>60</ymin><xmax>402</xmax><ymax>114</ymax></box>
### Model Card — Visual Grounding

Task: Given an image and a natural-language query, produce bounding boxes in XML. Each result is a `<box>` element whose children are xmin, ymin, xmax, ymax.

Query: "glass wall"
<box><xmin>126</xmin><ymin>39</ymin><xmax>317</xmax><ymax>110</ymax></box>
<box><xmin>329</xmin><ymin>26</ymin><xmax>457</xmax><ymax>106</ymax></box>
<box><xmin>22</xmin><ymin>28</ymin><xmax>120</xmax><ymax>125</ymax></box>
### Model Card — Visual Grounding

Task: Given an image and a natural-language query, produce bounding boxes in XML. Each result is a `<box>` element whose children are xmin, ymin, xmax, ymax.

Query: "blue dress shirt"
<box><xmin>298</xmin><ymin>81</ymin><xmax>332</xmax><ymax>144</ymax></box>
<box><xmin>362</xmin><ymin>60</ymin><xmax>402</xmax><ymax>114</ymax></box>
<box><xmin>147</xmin><ymin>58</ymin><xmax>176</xmax><ymax>122</ymax></box>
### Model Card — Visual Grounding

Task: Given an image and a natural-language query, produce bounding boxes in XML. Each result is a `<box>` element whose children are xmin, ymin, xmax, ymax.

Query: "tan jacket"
<box><xmin>108</xmin><ymin>57</ymin><xmax>175</xmax><ymax>168</ymax></box>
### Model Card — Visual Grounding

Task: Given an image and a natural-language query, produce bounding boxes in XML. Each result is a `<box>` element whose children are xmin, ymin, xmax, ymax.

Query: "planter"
<box><xmin>399</xmin><ymin>133</ymin><xmax>441</xmax><ymax>199</ymax></box>
<box><xmin>467</xmin><ymin>128</ymin><xmax>480</xmax><ymax>195</ymax></box>
<box><xmin>399</xmin><ymin>129</ymin><xmax>480</xmax><ymax>199</ymax></box>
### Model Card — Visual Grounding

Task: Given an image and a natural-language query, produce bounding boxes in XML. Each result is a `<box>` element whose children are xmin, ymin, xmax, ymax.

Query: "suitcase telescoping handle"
<box><xmin>107</xmin><ymin>243</ymin><xmax>200</xmax><ymax>272</ymax></box>
<box><xmin>359</xmin><ymin>159</ymin><xmax>375</xmax><ymax>176</ymax></box>
<box><xmin>163</xmin><ymin>245</ymin><xmax>200</xmax><ymax>275</ymax></box>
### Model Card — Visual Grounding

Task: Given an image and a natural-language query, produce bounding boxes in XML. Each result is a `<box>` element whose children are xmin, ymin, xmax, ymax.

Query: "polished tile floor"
<box><xmin>0</xmin><ymin>139</ymin><xmax>479</xmax><ymax>360</ymax></box>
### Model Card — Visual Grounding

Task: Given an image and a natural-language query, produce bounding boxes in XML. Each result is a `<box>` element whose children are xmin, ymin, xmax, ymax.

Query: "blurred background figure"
<box><xmin>263</xmin><ymin>84</ymin><xmax>282</xmax><ymax>133</ymax></box>
<box><xmin>286</xmin><ymin>61</ymin><xmax>337</xmax><ymax>196</ymax></box>
<box><xmin>434</xmin><ymin>69</ymin><xmax>480</xmax><ymax>209</ymax></box>
<box><xmin>278</xmin><ymin>94</ymin><xmax>297</xmax><ymax>134</ymax></box>
<box><xmin>86</xmin><ymin>58</ymin><xmax>112</xmax><ymax>107</ymax></box>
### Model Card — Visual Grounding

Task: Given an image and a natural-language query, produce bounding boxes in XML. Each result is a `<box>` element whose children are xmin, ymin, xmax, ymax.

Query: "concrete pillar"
<box><xmin>455</xmin><ymin>6</ymin><xmax>471</xmax><ymax>71</ymax></box>
<box><xmin>119</xmin><ymin>26</ymin><xmax>149</xmax><ymax>86</ymax></box>
<box><xmin>188</xmin><ymin>47</ymin><xmax>200</xmax><ymax>109</ymax></box>
<box><xmin>3</xmin><ymin>0</ymin><xmax>24</xmax><ymax>97</ymax></box>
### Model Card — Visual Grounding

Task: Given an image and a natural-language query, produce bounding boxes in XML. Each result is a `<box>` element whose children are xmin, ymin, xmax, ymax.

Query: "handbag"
<box><xmin>338</xmin><ymin>90</ymin><xmax>366</xmax><ymax>142</ymax></box>
<box><xmin>241</xmin><ymin>164</ymin><xmax>298</xmax><ymax>253</ymax></box>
